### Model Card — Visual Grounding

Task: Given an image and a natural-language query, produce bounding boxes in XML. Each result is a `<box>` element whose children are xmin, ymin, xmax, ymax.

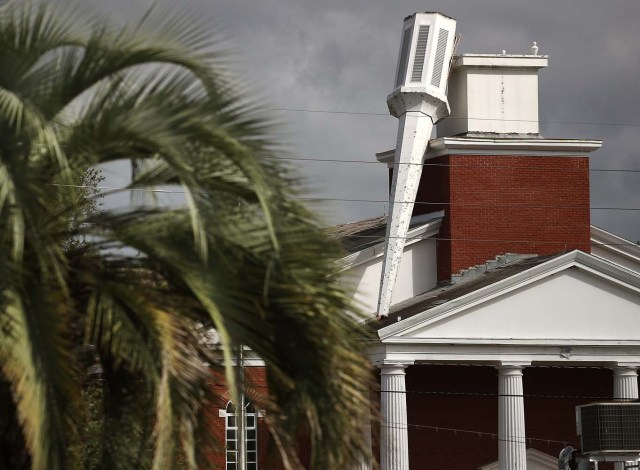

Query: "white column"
<box><xmin>613</xmin><ymin>366</ymin><xmax>638</xmax><ymax>401</ymax></box>
<box><xmin>613</xmin><ymin>366</ymin><xmax>639</xmax><ymax>470</ymax></box>
<box><xmin>498</xmin><ymin>365</ymin><xmax>527</xmax><ymax>470</ymax></box>
<box><xmin>380</xmin><ymin>364</ymin><xmax>409</xmax><ymax>470</ymax></box>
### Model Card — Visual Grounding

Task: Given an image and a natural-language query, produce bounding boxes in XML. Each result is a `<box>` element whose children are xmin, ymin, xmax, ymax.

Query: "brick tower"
<box><xmin>378</xmin><ymin>53</ymin><xmax>602</xmax><ymax>282</ymax></box>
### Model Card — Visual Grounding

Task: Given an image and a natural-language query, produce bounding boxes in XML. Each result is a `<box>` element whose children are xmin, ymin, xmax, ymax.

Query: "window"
<box><xmin>225</xmin><ymin>401</ymin><xmax>258</xmax><ymax>470</ymax></box>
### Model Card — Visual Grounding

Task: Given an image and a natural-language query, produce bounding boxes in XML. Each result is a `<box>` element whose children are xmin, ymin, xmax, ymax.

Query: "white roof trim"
<box><xmin>369</xmin><ymin>342</ymin><xmax>640</xmax><ymax>366</ymax></box>
<box><xmin>454</xmin><ymin>54</ymin><xmax>549</xmax><ymax>70</ymax></box>
<box><xmin>337</xmin><ymin>218</ymin><xmax>441</xmax><ymax>270</ymax></box>
<box><xmin>378</xmin><ymin>250</ymin><xmax>640</xmax><ymax>340</ymax></box>
<box><xmin>478</xmin><ymin>448</ymin><xmax>557</xmax><ymax>470</ymax></box>
<box><xmin>591</xmin><ymin>225</ymin><xmax>640</xmax><ymax>265</ymax></box>
<box><xmin>426</xmin><ymin>136</ymin><xmax>603</xmax><ymax>159</ymax></box>
<box><xmin>376</xmin><ymin>138</ymin><xmax>602</xmax><ymax>164</ymax></box>
<box><xmin>381</xmin><ymin>338</ymin><xmax>640</xmax><ymax>346</ymax></box>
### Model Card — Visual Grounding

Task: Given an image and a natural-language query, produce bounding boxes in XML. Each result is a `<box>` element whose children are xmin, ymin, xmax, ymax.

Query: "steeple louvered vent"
<box><xmin>431</xmin><ymin>28</ymin><xmax>449</xmax><ymax>88</ymax></box>
<box><xmin>395</xmin><ymin>27</ymin><xmax>413</xmax><ymax>88</ymax></box>
<box><xmin>410</xmin><ymin>25</ymin><xmax>430</xmax><ymax>82</ymax></box>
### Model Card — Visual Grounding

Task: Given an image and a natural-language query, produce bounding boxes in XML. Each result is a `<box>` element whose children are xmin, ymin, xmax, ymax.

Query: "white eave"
<box><xmin>427</xmin><ymin>136</ymin><xmax>603</xmax><ymax>158</ymax></box>
<box><xmin>337</xmin><ymin>217</ymin><xmax>442</xmax><ymax>271</ymax></box>
<box><xmin>376</xmin><ymin>137</ymin><xmax>603</xmax><ymax>164</ymax></box>
<box><xmin>591</xmin><ymin>225</ymin><xmax>640</xmax><ymax>265</ymax></box>
<box><xmin>377</xmin><ymin>250</ymin><xmax>640</xmax><ymax>341</ymax></box>
<box><xmin>452</xmin><ymin>53</ymin><xmax>549</xmax><ymax>69</ymax></box>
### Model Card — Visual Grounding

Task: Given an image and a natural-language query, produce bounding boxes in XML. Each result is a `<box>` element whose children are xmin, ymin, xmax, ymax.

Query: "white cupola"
<box><xmin>437</xmin><ymin>53</ymin><xmax>548</xmax><ymax>137</ymax></box>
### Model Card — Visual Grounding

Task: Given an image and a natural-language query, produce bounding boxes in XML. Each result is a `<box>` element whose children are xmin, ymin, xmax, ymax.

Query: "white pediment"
<box><xmin>380</xmin><ymin>251</ymin><xmax>640</xmax><ymax>345</ymax></box>
<box><xmin>477</xmin><ymin>448</ymin><xmax>557</xmax><ymax>470</ymax></box>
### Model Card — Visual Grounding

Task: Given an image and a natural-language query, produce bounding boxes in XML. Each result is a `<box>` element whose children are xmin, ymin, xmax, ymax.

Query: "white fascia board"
<box><xmin>573</xmin><ymin>249</ymin><xmax>640</xmax><ymax>283</ymax></box>
<box><xmin>383</xmin><ymin>338</ymin><xmax>640</xmax><ymax>346</ymax></box>
<box><xmin>426</xmin><ymin>137</ymin><xmax>603</xmax><ymax>159</ymax></box>
<box><xmin>377</xmin><ymin>137</ymin><xmax>603</xmax><ymax>163</ymax></box>
<box><xmin>378</xmin><ymin>250</ymin><xmax>640</xmax><ymax>340</ymax></box>
<box><xmin>591</xmin><ymin>225</ymin><xmax>640</xmax><ymax>264</ymax></box>
<box><xmin>453</xmin><ymin>54</ymin><xmax>549</xmax><ymax>69</ymax></box>
<box><xmin>479</xmin><ymin>448</ymin><xmax>559</xmax><ymax>470</ymax></box>
<box><xmin>337</xmin><ymin>218</ymin><xmax>441</xmax><ymax>271</ymax></box>
<box><xmin>374</xmin><ymin>342</ymin><xmax>640</xmax><ymax>366</ymax></box>
<box><xmin>376</xmin><ymin>149</ymin><xmax>396</xmax><ymax>166</ymax></box>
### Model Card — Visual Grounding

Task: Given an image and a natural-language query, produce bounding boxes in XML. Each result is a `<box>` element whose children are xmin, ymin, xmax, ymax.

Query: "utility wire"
<box><xmin>296</xmin><ymin>197</ymin><xmax>640</xmax><ymax>211</ymax></box>
<box><xmin>229</xmin><ymin>384</ymin><xmax>622</xmax><ymax>401</ymax></box>
<box><xmin>259</xmin><ymin>106</ymin><xmax>640</xmax><ymax>128</ymax></box>
<box><xmin>240</xmin><ymin>384</ymin><xmax>619</xmax><ymax>400</ymax></box>
<box><xmin>265</xmin><ymin>156</ymin><xmax>640</xmax><ymax>174</ymax></box>
<box><xmin>51</xmin><ymin>184</ymin><xmax>640</xmax><ymax>212</ymax></box>
<box><xmin>377</xmin><ymin>389</ymin><xmax>618</xmax><ymax>400</ymax></box>
<box><xmin>334</xmin><ymin>234</ymin><xmax>638</xmax><ymax>248</ymax></box>
<box><xmin>380</xmin><ymin>421</ymin><xmax>571</xmax><ymax>446</ymax></box>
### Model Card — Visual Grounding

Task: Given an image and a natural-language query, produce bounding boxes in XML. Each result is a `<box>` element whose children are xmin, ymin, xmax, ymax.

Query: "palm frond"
<box><xmin>0</xmin><ymin>2</ymin><xmax>374</xmax><ymax>468</ymax></box>
<box><xmin>0</xmin><ymin>287</ymin><xmax>77</xmax><ymax>470</ymax></box>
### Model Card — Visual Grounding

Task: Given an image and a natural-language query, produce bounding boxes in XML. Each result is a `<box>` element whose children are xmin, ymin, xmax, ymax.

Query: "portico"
<box><xmin>367</xmin><ymin>251</ymin><xmax>640</xmax><ymax>469</ymax></box>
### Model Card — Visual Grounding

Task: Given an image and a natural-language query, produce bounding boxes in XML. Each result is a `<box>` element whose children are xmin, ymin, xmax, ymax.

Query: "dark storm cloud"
<box><xmin>86</xmin><ymin>0</ymin><xmax>640</xmax><ymax>239</ymax></box>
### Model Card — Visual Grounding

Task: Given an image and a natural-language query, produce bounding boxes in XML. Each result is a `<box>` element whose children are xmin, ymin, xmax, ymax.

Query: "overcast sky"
<box><xmin>91</xmin><ymin>0</ymin><xmax>640</xmax><ymax>241</ymax></box>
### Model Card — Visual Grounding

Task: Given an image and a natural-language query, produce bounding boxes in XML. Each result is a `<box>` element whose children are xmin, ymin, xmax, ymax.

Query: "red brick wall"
<box><xmin>397</xmin><ymin>364</ymin><xmax>614</xmax><ymax>470</ymax></box>
<box><xmin>205</xmin><ymin>367</ymin><xmax>273</xmax><ymax>470</ymax></box>
<box><xmin>205</xmin><ymin>366</ymin><xmax>313</xmax><ymax>469</ymax></box>
<box><xmin>413</xmin><ymin>155</ymin><xmax>591</xmax><ymax>281</ymax></box>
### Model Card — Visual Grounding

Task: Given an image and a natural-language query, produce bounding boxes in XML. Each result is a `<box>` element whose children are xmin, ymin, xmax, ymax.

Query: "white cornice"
<box><xmin>591</xmin><ymin>225</ymin><xmax>640</xmax><ymax>265</ymax></box>
<box><xmin>383</xmin><ymin>338</ymin><xmax>640</xmax><ymax>346</ymax></box>
<box><xmin>370</xmin><ymin>342</ymin><xmax>640</xmax><ymax>366</ymax></box>
<box><xmin>426</xmin><ymin>136</ymin><xmax>603</xmax><ymax>159</ymax></box>
<box><xmin>378</xmin><ymin>250</ymin><xmax>640</xmax><ymax>340</ymax></box>
<box><xmin>478</xmin><ymin>448</ymin><xmax>557</xmax><ymax>470</ymax></box>
<box><xmin>453</xmin><ymin>54</ymin><xmax>549</xmax><ymax>69</ymax></box>
<box><xmin>376</xmin><ymin>137</ymin><xmax>603</xmax><ymax>164</ymax></box>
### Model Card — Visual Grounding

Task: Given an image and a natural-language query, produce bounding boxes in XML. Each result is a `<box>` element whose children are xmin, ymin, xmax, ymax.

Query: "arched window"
<box><xmin>225</xmin><ymin>401</ymin><xmax>258</xmax><ymax>470</ymax></box>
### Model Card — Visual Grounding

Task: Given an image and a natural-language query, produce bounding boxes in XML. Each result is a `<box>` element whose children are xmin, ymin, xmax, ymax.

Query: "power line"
<box><xmin>230</xmin><ymin>384</ymin><xmax>619</xmax><ymax>401</ymax></box>
<box><xmin>259</xmin><ymin>106</ymin><xmax>640</xmax><ymax>128</ymax></box>
<box><xmin>265</xmin><ymin>156</ymin><xmax>640</xmax><ymax>174</ymax></box>
<box><xmin>378</xmin><ymin>389</ymin><xmax>617</xmax><ymax>400</ymax></box>
<box><xmin>335</xmin><ymin>234</ymin><xmax>639</xmax><ymax>248</ymax></box>
<box><xmin>380</xmin><ymin>421</ymin><xmax>571</xmax><ymax>446</ymax></box>
<box><xmin>52</xmin><ymin>184</ymin><xmax>640</xmax><ymax>212</ymax></box>
<box><xmin>295</xmin><ymin>197</ymin><xmax>640</xmax><ymax>212</ymax></box>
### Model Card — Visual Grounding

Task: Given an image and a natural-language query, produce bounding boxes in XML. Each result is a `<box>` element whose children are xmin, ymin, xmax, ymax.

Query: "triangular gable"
<box><xmin>379</xmin><ymin>251</ymin><xmax>640</xmax><ymax>344</ymax></box>
<box><xmin>477</xmin><ymin>448</ymin><xmax>557</xmax><ymax>470</ymax></box>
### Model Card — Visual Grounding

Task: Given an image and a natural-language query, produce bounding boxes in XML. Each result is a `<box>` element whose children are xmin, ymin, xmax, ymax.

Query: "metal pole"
<box><xmin>237</xmin><ymin>345</ymin><xmax>245</xmax><ymax>470</ymax></box>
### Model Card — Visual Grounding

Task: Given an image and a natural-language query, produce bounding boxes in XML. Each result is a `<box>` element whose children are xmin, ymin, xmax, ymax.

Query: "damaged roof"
<box><xmin>328</xmin><ymin>212</ymin><xmax>444</xmax><ymax>255</ymax></box>
<box><xmin>373</xmin><ymin>252</ymin><xmax>565</xmax><ymax>330</ymax></box>
<box><xmin>327</xmin><ymin>216</ymin><xmax>387</xmax><ymax>254</ymax></box>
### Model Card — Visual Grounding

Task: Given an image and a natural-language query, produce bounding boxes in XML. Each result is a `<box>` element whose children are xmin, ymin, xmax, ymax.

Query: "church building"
<box><xmin>336</xmin><ymin>20</ymin><xmax>640</xmax><ymax>469</ymax></box>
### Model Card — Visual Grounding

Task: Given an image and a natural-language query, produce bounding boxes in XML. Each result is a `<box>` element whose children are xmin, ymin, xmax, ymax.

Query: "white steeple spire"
<box><xmin>377</xmin><ymin>12</ymin><xmax>457</xmax><ymax>318</ymax></box>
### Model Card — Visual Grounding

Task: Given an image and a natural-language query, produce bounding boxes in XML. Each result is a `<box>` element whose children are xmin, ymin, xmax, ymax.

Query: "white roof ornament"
<box><xmin>502</xmin><ymin>49</ymin><xmax>507</xmax><ymax>55</ymax></box>
<box><xmin>531</xmin><ymin>41</ymin><xmax>539</xmax><ymax>55</ymax></box>
<box><xmin>376</xmin><ymin>12</ymin><xmax>457</xmax><ymax>319</ymax></box>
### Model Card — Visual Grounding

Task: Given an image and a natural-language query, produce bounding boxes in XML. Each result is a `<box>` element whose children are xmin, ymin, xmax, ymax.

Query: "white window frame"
<box><xmin>223</xmin><ymin>401</ymin><xmax>258</xmax><ymax>470</ymax></box>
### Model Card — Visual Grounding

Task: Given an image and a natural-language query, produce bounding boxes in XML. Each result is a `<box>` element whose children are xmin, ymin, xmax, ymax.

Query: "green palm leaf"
<box><xmin>0</xmin><ymin>2</ymin><xmax>374</xmax><ymax>469</ymax></box>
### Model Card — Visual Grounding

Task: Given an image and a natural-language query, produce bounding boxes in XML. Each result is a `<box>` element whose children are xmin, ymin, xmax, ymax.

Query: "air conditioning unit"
<box><xmin>576</xmin><ymin>403</ymin><xmax>640</xmax><ymax>455</ymax></box>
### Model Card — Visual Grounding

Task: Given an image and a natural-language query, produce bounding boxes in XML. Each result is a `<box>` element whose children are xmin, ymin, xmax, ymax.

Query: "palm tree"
<box><xmin>0</xmin><ymin>2</ymin><xmax>373</xmax><ymax>469</ymax></box>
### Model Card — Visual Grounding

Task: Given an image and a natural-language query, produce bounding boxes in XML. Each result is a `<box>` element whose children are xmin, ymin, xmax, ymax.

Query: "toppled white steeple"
<box><xmin>377</xmin><ymin>12</ymin><xmax>457</xmax><ymax>318</ymax></box>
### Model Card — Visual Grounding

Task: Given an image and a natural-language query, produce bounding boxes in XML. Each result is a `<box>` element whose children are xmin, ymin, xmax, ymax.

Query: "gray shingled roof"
<box><xmin>326</xmin><ymin>216</ymin><xmax>387</xmax><ymax>254</ymax></box>
<box><xmin>328</xmin><ymin>214</ymin><xmax>443</xmax><ymax>255</ymax></box>
<box><xmin>372</xmin><ymin>252</ymin><xmax>565</xmax><ymax>330</ymax></box>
